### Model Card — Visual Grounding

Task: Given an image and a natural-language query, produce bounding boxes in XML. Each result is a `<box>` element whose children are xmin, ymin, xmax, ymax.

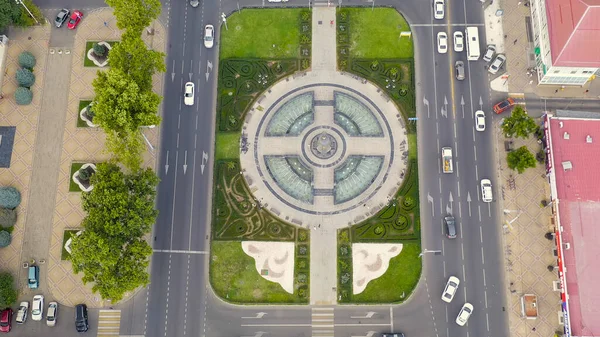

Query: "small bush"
<box><xmin>0</xmin><ymin>187</ymin><xmax>21</xmax><ymax>209</ymax></box>
<box><xmin>0</xmin><ymin>273</ymin><xmax>17</xmax><ymax>307</ymax></box>
<box><xmin>18</xmin><ymin>51</ymin><xmax>36</xmax><ymax>69</ymax></box>
<box><xmin>0</xmin><ymin>231</ymin><xmax>11</xmax><ymax>248</ymax></box>
<box><xmin>78</xmin><ymin>168</ymin><xmax>92</xmax><ymax>181</ymax></box>
<box><xmin>16</xmin><ymin>68</ymin><xmax>36</xmax><ymax>87</ymax></box>
<box><xmin>0</xmin><ymin>209</ymin><xmax>17</xmax><ymax>228</ymax></box>
<box><xmin>93</xmin><ymin>43</ymin><xmax>107</xmax><ymax>57</ymax></box>
<box><xmin>15</xmin><ymin>87</ymin><xmax>33</xmax><ymax>105</ymax></box>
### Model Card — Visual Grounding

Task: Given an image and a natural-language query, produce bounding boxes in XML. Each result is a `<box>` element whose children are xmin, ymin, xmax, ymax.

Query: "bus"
<box><xmin>465</xmin><ymin>27</ymin><xmax>480</xmax><ymax>61</ymax></box>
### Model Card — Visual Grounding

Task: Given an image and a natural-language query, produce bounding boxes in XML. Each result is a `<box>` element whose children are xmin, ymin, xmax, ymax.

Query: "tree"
<box><xmin>18</xmin><ymin>51</ymin><xmax>36</xmax><ymax>69</ymax></box>
<box><xmin>0</xmin><ymin>208</ymin><xmax>17</xmax><ymax>228</ymax></box>
<box><xmin>0</xmin><ymin>230</ymin><xmax>11</xmax><ymax>248</ymax></box>
<box><xmin>507</xmin><ymin>146</ymin><xmax>537</xmax><ymax>174</ymax></box>
<box><xmin>0</xmin><ymin>187</ymin><xmax>21</xmax><ymax>209</ymax></box>
<box><xmin>0</xmin><ymin>0</ymin><xmax>22</xmax><ymax>31</ymax></box>
<box><xmin>109</xmin><ymin>32</ymin><xmax>166</xmax><ymax>91</ymax></box>
<box><xmin>105</xmin><ymin>130</ymin><xmax>145</xmax><ymax>172</ymax></box>
<box><xmin>13</xmin><ymin>0</ymin><xmax>44</xmax><ymax>27</ymax></box>
<box><xmin>14</xmin><ymin>87</ymin><xmax>33</xmax><ymax>105</ymax></box>
<box><xmin>105</xmin><ymin>0</ymin><xmax>162</xmax><ymax>35</ymax></box>
<box><xmin>16</xmin><ymin>68</ymin><xmax>35</xmax><ymax>87</ymax></box>
<box><xmin>0</xmin><ymin>273</ymin><xmax>17</xmax><ymax>307</ymax></box>
<box><xmin>502</xmin><ymin>105</ymin><xmax>538</xmax><ymax>139</ymax></box>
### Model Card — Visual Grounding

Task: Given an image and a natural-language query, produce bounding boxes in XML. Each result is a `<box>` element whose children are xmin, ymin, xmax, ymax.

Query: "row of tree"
<box><xmin>501</xmin><ymin>105</ymin><xmax>539</xmax><ymax>174</ymax></box>
<box><xmin>69</xmin><ymin>0</ymin><xmax>165</xmax><ymax>302</ymax></box>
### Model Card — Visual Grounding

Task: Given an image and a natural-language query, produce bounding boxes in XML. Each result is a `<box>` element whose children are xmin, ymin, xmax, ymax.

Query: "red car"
<box><xmin>0</xmin><ymin>308</ymin><xmax>13</xmax><ymax>332</ymax></box>
<box><xmin>493</xmin><ymin>98</ymin><xmax>516</xmax><ymax>114</ymax></box>
<box><xmin>67</xmin><ymin>10</ymin><xmax>83</xmax><ymax>30</ymax></box>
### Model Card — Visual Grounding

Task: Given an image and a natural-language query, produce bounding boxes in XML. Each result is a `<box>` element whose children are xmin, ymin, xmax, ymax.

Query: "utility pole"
<box><xmin>221</xmin><ymin>13</ymin><xmax>228</xmax><ymax>31</ymax></box>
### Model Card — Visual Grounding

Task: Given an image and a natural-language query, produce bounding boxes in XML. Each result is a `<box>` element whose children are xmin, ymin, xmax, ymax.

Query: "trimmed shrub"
<box><xmin>14</xmin><ymin>87</ymin><xmax>33</xmax><ymax>105</ymax></box>
<box><xmin>0</xmin><ymin>187</ymin><xmax>21</xmax><ymax>209</ymax></box>
<box><xmin>93</xmin><ymin>43</ymin><xmax>107</xmax><ymax>57</ymax></box>
<box><xmin>0</xmin><ymin>273</ymin><xmax>17</xmax><ymax>307</ymax></box>
<box><xmin>18</xmin><ymin>51</ymin><xmax>36</xmax><ymax>69</ymax></box>
<box><xmin>16</xmin><ymin>68</ymin><xmax>36</xmax><ymax>87</ymax></box>
<box><xmin>0</xmin><ymin>209</ymin><xmax>17</xmax><ymax>228</ymax></box>
<box><xmin>0</xmin><ymin>231</ymin><xmax>11</xmax><ymax>248</ymax></box>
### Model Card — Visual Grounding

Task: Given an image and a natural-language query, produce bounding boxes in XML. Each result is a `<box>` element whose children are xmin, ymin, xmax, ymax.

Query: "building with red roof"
<box><xmin>530</xmin><ymin>0</ymin><xmax>599</xmax><ymax>86</ymax></box>
<box><xmin>544</xmin><ymin>111</ymin><xmax>600</xmax><ymax>337</ymax></box>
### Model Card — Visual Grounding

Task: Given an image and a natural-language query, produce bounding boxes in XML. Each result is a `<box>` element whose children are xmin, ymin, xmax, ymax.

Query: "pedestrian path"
<box><xmin>97</xmin><ymin>309</ymin><xmax>121</xmax><ymax>336</ymax></box>
<box><xmin>311</xmin><ymin>307</ymin><xmax>334</xmax><ymax>337</ymax></box>
<box><xmin>311</xmin><ymin>6</ymin><xmax>337</xmax><ymax>73</ymax></box>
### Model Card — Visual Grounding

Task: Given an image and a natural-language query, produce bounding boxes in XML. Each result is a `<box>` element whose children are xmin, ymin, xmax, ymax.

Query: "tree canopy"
<box><xmin>70</xmin><ymin>163</ymin><xmax>159</xmax><ymax>302</ymax></box>
<box><xmin>105</xmin><ymin>0</ymin><xmax>162</xmax><ymax>35</ymax></box>
<box><xmin>502</xmin><ymin>105</ymin><xmax>538</xmax><ymax>139</ymax></box>
<box><xmin>507</xmin><ymin>146</ymin><xmax>537</xmax><ymax>174</ymax></box>
<box><xmin>0</xmin><ymin>273</ymin><xmax>17</xmax><ymax>307</ymax></box>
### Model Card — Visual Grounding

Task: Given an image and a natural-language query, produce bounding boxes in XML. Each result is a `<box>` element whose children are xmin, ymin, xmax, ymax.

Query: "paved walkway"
<box><xmin>493</xmin><ymin>118</ymin><xmax>563</xmax><ymax>336</ymax></box>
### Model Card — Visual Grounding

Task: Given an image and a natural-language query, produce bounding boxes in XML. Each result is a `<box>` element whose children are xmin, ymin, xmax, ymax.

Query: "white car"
<box><xmin>488</xmin><ymin>54</ymin><xmax>506</xmax><ymax>74</ymax></box>
<box><xmin>441</xmin><ymin>276</ymin><xmax>460</xmax><ymax>303</ymax></box>
<box><xmin>31</xmin><ymin>295</ymin><xmax>44</xmax><ymax>321</ymax></box>
<box><xmin>16</xmin><ymin>302</ymin><xmax>28</xmax><ymax>324</ymax></box>
<box><xmin>184</xmin><ymin>82</ymin><xmax>195</xmax><ymax>106</ymax></box>
<box><xmin>46</xmin><ymin>302</ymin><xmax>58</xmax><ymax>327</ymax></box>
<box><xmin>475</xmin><ymin>110</ymin><xmax>485</xmax><ymax>131</ymax></box>
<box><xmin>483</xmin><ymin>44</ymin><xmax>496</xmax><ymax>62</ymax></box>
<box><xmin>481</xmin><ymin>179</ymin><xmax>493</xmax><ymax>202</ymax></box>
<box><xmin>204</xmin><ymin>24</ymin><xmax>214</xmax><ymax>48</ymax></box>
<box><xmin>453</xmin><ymin>31</ymin><xmax>464</xmax><ymax>52</ymax></box>
<box><xmin>434</xmin><ymin>0</ymin><xmax>445</xmax><ymax>19</ymax></box>
<box><xmin>437</xmin><ymin>32</ymin><xmax>448</xmax><ymax>54</ymax></box>
<box><xmin>456</xmin><ymin>303</ymin><xmax>474</xmax><ymax>326</ymax></box>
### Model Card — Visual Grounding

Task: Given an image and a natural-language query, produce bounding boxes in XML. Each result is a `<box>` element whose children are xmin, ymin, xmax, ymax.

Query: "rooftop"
<box><xmin>545</xmin><ymin>0</ymin><xmax>600</xmax><ymax>67</ymax></box>
<box><xmin>548</xmin><ymin>116</ymin><xmax>600</xmax><ymax>336</ymax></box>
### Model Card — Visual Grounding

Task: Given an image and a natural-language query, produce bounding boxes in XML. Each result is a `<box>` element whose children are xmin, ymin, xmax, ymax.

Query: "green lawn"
<box><xmin>215</xmin><ymin>132</ymin><xmax>241</xmax><ymax>160</ymax></box>
<box><xmin>345</xmin><ymin>8</ymin><xmax>413</xmax><ymax>59</ymax></box>
<box><xmin>77</xmin><ymin>100</ymin><xmax>92</xmax><ymax>127</ymax></box>
<box><xmin>61</xmin><ymin>230</ymin><xmax>80</xmax><ymax>260</ymax></box>
<box><xmin>69</xmin><ymin>163</ymin><xmax>85</xmax><ymax>192</ymax></box>
<box><xmin>210</xmin><ymin>241</ymin><xmax>306</xmax><ymax>303</ymax></box>
<box><xmin>220</xmin><ymin>9</ymin><xmax>303</xmax><ymax>59</ymax></box>
<box><xmin>351</xmin><ymin>242</ymin><xmax>422</xmax><ymax>303</ymax></box>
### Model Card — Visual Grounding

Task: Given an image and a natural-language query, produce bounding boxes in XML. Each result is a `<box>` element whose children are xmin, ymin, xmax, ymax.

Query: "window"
<box><xmin>570</xmin><ymin>71</ymin><xmax>577</xmax><ymax>74</ymax></box>
<box><xmin>553</xmin><ymin>70</ymin><xmax>560</xmax><ymax>74</ymax></box>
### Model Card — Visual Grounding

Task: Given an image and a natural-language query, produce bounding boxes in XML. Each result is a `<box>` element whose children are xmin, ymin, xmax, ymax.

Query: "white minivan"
<box><xmin>481</xmin><ymin>179</ymin><xmax>493</xmax><ymax>202</ymax></box>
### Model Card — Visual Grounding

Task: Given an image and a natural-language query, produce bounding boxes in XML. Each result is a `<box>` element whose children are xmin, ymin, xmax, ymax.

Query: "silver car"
<box><xmin>488</xmin><ymin>54</ymin><xmax>506</xmax><ymax>74</ymax></box>
<box><xmin>46</xmin><ymin>302</ymin><xmax>58</xmax><ymax>327</ymax></box>
<box><xmin>55</xmin><ymin>9</ymin><xmax>70</xmax><ymax>28</ymax></box>
<box><xmin>455</xmin><ymin>61</ymin><xmax>465</xmax><ymax>80</ymax></box>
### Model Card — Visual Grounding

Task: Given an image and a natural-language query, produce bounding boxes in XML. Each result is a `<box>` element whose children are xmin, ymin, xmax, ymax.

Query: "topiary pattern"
<box><xmin>18</xmin><ymin>51</ymin><xmax>36</xmax><ymax>69</ymax></box>
<box><xmin>0</xmin><ymin>187</ymin><xmax>21</xmax><ymax>209</ymax></box>
<box><xmin>14</xmin><ymin>87</ymin><xmax>33</xmax><ymax>105</ymax></box>
<box><xmin>0</xmin><ymin>231</ymin><xmax>11</xmax><ymax>248</ymax></box>
<box><xmin>16</xmin><ymin>68</ymin><xmax>36</xmax><ymax>87</ymax></box>
<box><xmin>0</xmin><ymin>208</ymin><xmax>17</xmax><ymax>228</ymax></box>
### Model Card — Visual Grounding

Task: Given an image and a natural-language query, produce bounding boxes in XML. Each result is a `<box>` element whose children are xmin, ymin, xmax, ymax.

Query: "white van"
<box><xmin>481</xmin><ymin>179</ymin><xmax>493</xmax><ymax>202</ymax></box>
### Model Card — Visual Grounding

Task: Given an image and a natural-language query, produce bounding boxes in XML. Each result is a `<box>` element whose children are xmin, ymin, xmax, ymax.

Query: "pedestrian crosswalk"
<box><xmin>97</xmin><ymin>309</ymin><xmax>121</xmax><ymax>336</ymax></box>
<box><xmin>311</xmin><ymin>307</ymin><xmax>334</xmax><ymax>337</ymax></box>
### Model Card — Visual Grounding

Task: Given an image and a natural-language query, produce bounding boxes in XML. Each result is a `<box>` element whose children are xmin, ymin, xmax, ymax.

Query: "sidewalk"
<box><xmin>494</xmin><ymin>119</ymin><xmax>563</xmax><ymax>336</ymax></box>
<box><xmin>485</xmin><ymin>0</ymin><xmax>600</xmax><ymax>98</ymax></box>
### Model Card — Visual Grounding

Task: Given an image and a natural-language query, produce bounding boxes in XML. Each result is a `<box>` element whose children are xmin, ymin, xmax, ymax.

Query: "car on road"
<box><xmin>453</xmin><ymin>31</ymin><xmax>464</xmax><ymax>52</ymax></box>
<box><xmin>67</xmin><ymin>10</ymin><xmax>83</xmax><ymax>30</ymax></box>
<box><xmin>444</xmin><ymin>215</ymin><xmax>457</xmax><ymax>239</ymax></box>
<box><xmin>15</xmin><ymin>302</ymin><xmax>28</xmax><ymax>324</ymax></box>
<box><xmin>441</xmin><ymin>276</ymin><xmax>460</xmax><ymax>303</ymax></box>
<box><xmin>456</xmin><ymin>303</ymin><xmax>474</xmax><ymax>326</ymax></box>
<box><xmin>31</xmin><ymin>295</ymin><xmax>44</xmax><ymax>321</ymax></box>
<box><xmin>55</xmin><ymin>9</ymin><xmax>70</xmax><ymax>28</ymax></box>
<box><xmin>204</xmin><ymin>24</ymin><xmax>214</xmax><ymax>48</ymax></box>
<box><xmin>437</xmin><ymin>32</ymin><xmax>448</xmax><ymax>54</ymax></box>
<box><xmin>0</xmin><ymin>308</ymin><xmax>12</xmax><ymax>332</ymax></box>
<box><xmin>475</xmin><ymin>110</ymin><xmax>486</xmax><ymax>131</ymax></box>
<box><xmin>46</xmin><ymin>302</ymin><xmax>58</xmax><ymax>327</ymax></box>
<box><xmin>455</xmin><ymin>61</ymin><xmax>465</xmax><ymax>80</ymax></box>
<box><xmin>493</xmin><ymin>97</ymin><xmax>515</xmax><ymax>114</ymax></box>
<box><xmin>382</xmin><ymin>334</ymin><xmax>406</xmax><ymax>337</ymax></box>
<box><xmin>267</xmin><ymin>0</ymin><xmax>289</xmax><ymax>2</ymax></box>
<box><xmin>481</xmin><ymin>179</ymin><xmax>493</xmax><ymax>202</ymax></box>
<box><xmin>184</xmin><ymin>82</ymin><xmax>195</xmax><ymax>106</ymax></box>
<box><xmin>75</xmin><ymin>304</ymin><xmax>88</xmax><ymax>332</ymax></box>
<box><xmin>434</xmin><ymin>0</ymin><xmax>445</xmax><ymax>19</ymax></box>
<box><xmin>483</xmin><ymin>44</ymin><xmax>496</xmax><ymax>62</ymax></box>
<box><xmin>190</xmin><ymin>0</ymin><xmax>199</xmax><ymax>7</ymax></box>
<box><xmin>488</xmin><ymin>54</ymin><xmax>506</xmax><ymax>74</ymax></box>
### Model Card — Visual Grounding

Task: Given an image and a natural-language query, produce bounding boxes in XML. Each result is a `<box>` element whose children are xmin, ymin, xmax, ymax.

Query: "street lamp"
<box><xmin>15</xmin><ymin>0</ymin><xmax>39</xmax><ymax>25</ymax></box>
<box><xmin>221</xmin><ymin>12</ymin><xmax>228</xmax><ymax>31</ymax></box>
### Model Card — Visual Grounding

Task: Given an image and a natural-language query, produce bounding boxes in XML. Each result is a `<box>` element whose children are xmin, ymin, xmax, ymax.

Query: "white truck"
<box><xmin>442</xmin><ymin>147</ymin><xmax>453</xmax><ymax>173</ymax></box>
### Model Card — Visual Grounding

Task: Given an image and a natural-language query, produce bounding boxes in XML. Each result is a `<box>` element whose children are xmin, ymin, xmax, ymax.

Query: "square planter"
<box><xmin>77</xmin><ymin>100</ymin><xmax>95</xmax><ymax>127</ymax></box>
<box><xmin>69</xmin><ymin>163</ymin><xmax>97</xmax><ymax>192</ymax></box>
<box><xmin>84</xmin><ymin>41</ymin><xmax>118</xmax><ymax>67</ymax></box>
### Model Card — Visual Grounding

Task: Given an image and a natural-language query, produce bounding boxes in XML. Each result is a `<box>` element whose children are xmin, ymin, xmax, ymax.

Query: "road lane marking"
<box><xmin>390</xmin><ymin>306</ymin><xmax>394</xmax><ymax>332</ymax></box>
<box><xmin>188</xmin><ymin>149</ymin><xmax>198</xmax><ymax>250</ymax></box>
<box><xmin>484</xmin><ymin>291</ymin><xmax>489</xmax><ymax>308</ymax></box>
<box><xmin>483</xmin><ymin>268</ymin><xmax>487</xmax><ymax>287</ymax></box>
<box><xmin>169</xmin><ymin>152</ymin><xmax>179</xmax><ymax>249</ymax></box>
<box><xmin>481</xmin><ymin>246</ymin><xmax>485</xmax><ymax>264</ymax></box>
<box><xmin>154</xmin><ymin>249</ymin><xmax>208</xmax><ymax>254</ymax></box>
<box><xmin>488</xmin><ymin>203</ymin><xmax>492</xmax><ymax>217</ymax></box>
<box><xmin>457</xmin><ymin>180</ymin><xmax>461</xmax><ymax>197</ymax></box>
<box><xmin>475</xmin><ymin>164</ymin><xmax>479</xmax><ymax>180</ymax></box>
<box><xmin>453</xmin><ymin>122</ymin><xmax>457</xmax><ymax>138</ymax></box>
<box><xmin>443</xmin><ymin>260</ymin><xmax>446</xmax><ymax>278</ymax></box>
<box><xmin>473</xmin><ymin>145</ymin><xmax>477</xmax><ymax>161</ymax></box>
<box><xmin>412</xmin><ymin>23</ymin><xmax>485</xmax><ymax>27</ymax></box>
<box><xmin>478</xmin><ymin>205</ymin><xmax>482</xmax><ymax>221</ymax></box>
<box><xmin>458</xmin><ymin>201</ymin><xmax>462</xmax><ymax>218</ymax></box>
<box><xmin>461</xmin><ymin>243</ymin><xmax>465</xmax><ymax>260</ymax></box>
<box><xmin>456</xmin><ymin>161</ymin><xmax>460</xmax><ymax>178</ymax></box>
<box><xmin>479</xmin><ymin>226</ymin><xmax>483</xmax><ymax>243</ymax></box>
<box><xmin>462</xmin><ymin>264</ymin><xmax>466</xmax><ymax>283</ymax></box>
<box><xmin>439</xmin><ymin>178</ymin><xmax>442</xmax><ymax>194</ymax></box>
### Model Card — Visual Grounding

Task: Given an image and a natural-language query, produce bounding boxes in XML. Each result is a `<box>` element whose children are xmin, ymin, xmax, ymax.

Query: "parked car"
<box><xmin>31</xmin><ymin>295</ymin><xmax>44</xmax><ymax>321</ymax></box>
<box><xmin>456</xmin><ymin>303</ymin><xmax>474</xmax><ymax>326</ymax></box>
<box><xmin>75</xmin><ymin>304</ymin><xmax>88</xmax><ymax>332</ymax></box>
<box><xmin>0</xmin><ymin>308</ymin><xmax>13</xmax><ymax>332</ymax></box>
<box><xmin>453</xmin><ymin>31</ymin><xmax>464</xmax><ymax>52</ymax></box>
<box><xmin>488</xmin><ymin>54</ymin><xmax>507</xmax><ymax>74</ymax></box>
<box><xmin>190</xmin><ymin>0</ymin><xmax>200</xmax><ymax>7</ymax></box>
<box><xmin>15</xmin><ymin>302</ymin><xmax>28</xmax><ymax>324</ymax></box>
<box><xmin>493</xmin><ymin>98</ymin><xmax>515</xmax><ymax>114</ymax></box>
<box><xmin>434</xmin><ymin>0</ymin><xmax>445</xmax><ymax>19</ymax></box>
<box><xmin>455</xmin><ymin>61</ymin><xmax>465</xmax><ymax>80</ymax></box>
<box><xmin>28</xmin><ymin>265</ymin><xmax>39</xmax><ymax>289</ymax></box>
<box><xmin>483</xmin><ymin>44</ymin><xmax>496</xmax><ymax>62</ymax></box>
<box><xmin>475</xmin><ymin>110</ymin><xmax>486</xmax><ymax>131</ymax></box>
<box><xmin>46</xmin><ymin>302</ymin><xmax>58</xmax><ymax>327</ymax></box>
<box><xmin>55</xmin><ymin>9</ymin><xmax>70</xmax><ymax>28</ymax></box>
<box><xmin>441</xmin><ymin>276</ymin><xmax>460</xmax><ymax>303</ymax></box>
<box><xmin>444</xmin><ymin>215</ymin><xmax>457</xmax><ymax>239</ymax></box>
<box><xmin>204</xmin><ymin>24</ymin><xmax>214</xmax><ymax>48</ymax></box>
<box><xmin>184</xmin><ymin>82</ymin><xmax>195</xmax><ymax>106</ymax></box>
<box><xmin>67</xmin><ymin>10</ymin><xmax>83</xmax><ymax>30</ymax></box>
<box><xmin>437</xmin><ymin>32</ymin><xmax>448</xmax><ymax>54</ymax></box>
<box><xmin>481</xmin><ymin>179</ymin><xmax>493</xmax><ymax>202</ymax></box>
